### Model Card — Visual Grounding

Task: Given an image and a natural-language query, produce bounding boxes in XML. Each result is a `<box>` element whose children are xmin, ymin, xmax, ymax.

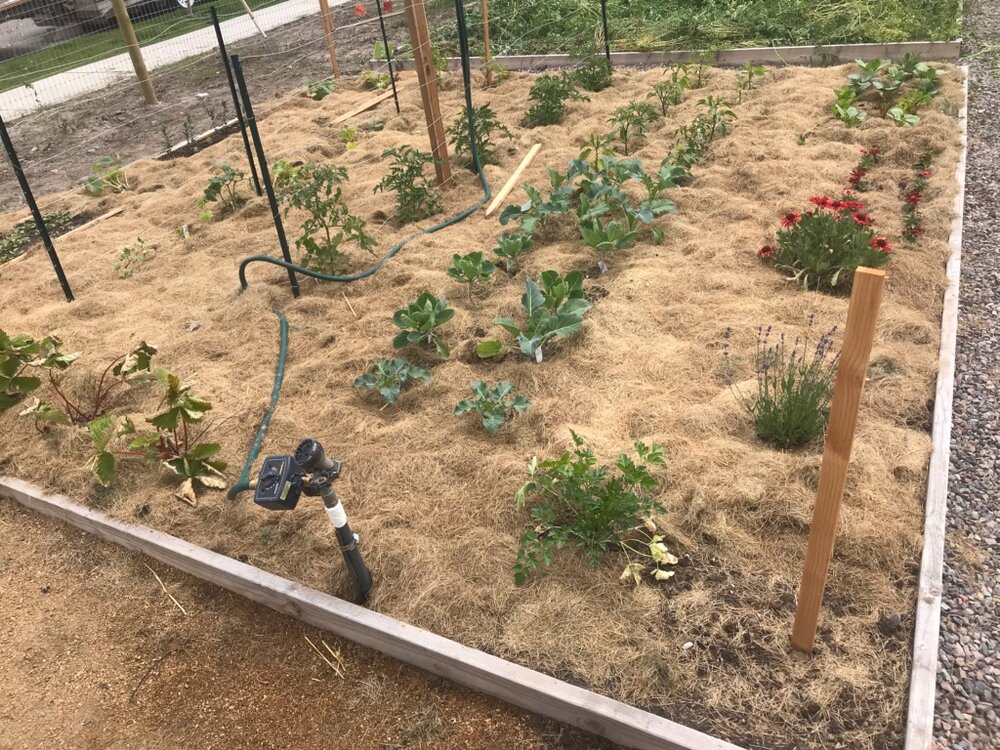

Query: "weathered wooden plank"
<box><xmin>904</xmin><ymin>66</ymin><xmax>969</xmax><ymax>750</ymax></box>
<box><xmin>0</xmin><ymin>476</ymin><xmax>744</xmax><ymax>750</ymax></box>
<box><xmin>332</xmin><ymin>89</ymin><xmax>398</xmax><ymax>125</ymax></box>
<box><xmin>484</xmin><ymin>143</ymin><xmax>540</xmax><ymax>217</ymax></box>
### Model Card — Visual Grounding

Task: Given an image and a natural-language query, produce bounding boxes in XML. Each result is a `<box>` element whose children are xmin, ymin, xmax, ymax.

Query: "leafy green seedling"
<box><xmin>446</xmin><ymin>251</ymin><xmax>495</xmax><ymax>302</ymax></box>
<box><xmin>492</xmin><ymin>275</ymin><xmax>591</xmax><ymax>362</ymax></box>
<box><xmin>83</xmin><ymin>156</ymin><xmax>130</xmax><ymax>196</ymax></box>
<box><xmin>375</xmin><ymin>146</ymin><xmax>440</xmax><ymax>224</ymax></box>
<box><xmin>455</xmin><ymin>380</ymin><xmax>530</xmax><ymax>435</ymax></box>
<box><xmin>648</xmin><ymin>80</ymin><xmax>683</xmax><ymax>114</ymax></box>
<box><xmin>360</xmin><ymin>71</ymin><xmax>392</xmax><ymax>90</ymax></box>
<box><xmin>339</xmin><ymin>125</ymin><xmax>358</xmax><ymax>149</ymax></box>
<box><xmin>446</xmin><ymin>103</ymin><xmax>512</xmax><ymax>168</ymax></box>
<box><xmin>537</xmin><ymin>269</ymin><xmax>585</xmax><ymax>310</ymax></box>
<box><xmin>887</xmin><ymin>107</ymin><xmax>919</xmax><ymax>127</ymax></box>
<box><xmin>392</xmin><ymin>292</ymin><xmax>455</xmax><ymax>359</ymax></box>
<box><xmin>735</xmin><ymin>63</ymin><xmax>765</xmax><ymax>102</ymax></box>
<box><xmin>353</xmin><ymin>358</ymin><xmax>431</xmax><ymax>405</ymax></box>
<box><xmin>572</xmin><ymin>55</ymin><xmax>612</xmax><ymax>92</ymax></box>
<box><xmin>114</xmin><ymin>237</ymin><xmax>155</xmax><ymax>278</ymax></box>
<box><xmin>580</xmin><ymin>219</ymin><xmax>638</xmax><ymax>272</ymax></box>
<box><xmin>492</xmin><ymin>232</ymin><xmax>533</xmax><ymax>273</ymax></box>
<box><xmin>374</xmin><ymin>41</ymin><xmax>394</xmax><ymax>60</ymax></box>
<box><xmin>306</xmin><ymin>79</ymin><xmax>336</xmax><ymax>100</ymax></box>
<box><xmin>833</xmin><ymin>104</ymin><xmax>867</xmax><ymax>128</ymax></box>
<box><xmin>609</xmin><ymin>102</ymin><xmax>659</xmax><ymax>155</ymax></box>
<box><xmin>200</xmin><ymin>163</ymin><xmax>247</xmax><ymax>220</ymax></box>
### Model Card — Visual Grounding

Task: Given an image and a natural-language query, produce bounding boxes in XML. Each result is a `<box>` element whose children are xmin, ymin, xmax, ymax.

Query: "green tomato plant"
<box><xmin>572</xmin><ymin>54</ymin><xmax>613</xmax><ymax>92</ymax></box>
<box><xmin>648</xmin><ymin>80</ymin><xmax>683</xmax><ymax>114</ymax></box>
<box><xmin>454</xmin><ymin>380</ymin><xmax>530</xmax><ymax>435</ymax></box>
<box><xmin>522</xmin><ymin>73</ymin><xmax>588</xmax><ymax>127</ymax></box>
<box><xmin>392</xmin><ymin>292</ymin><xmax>455</xmax><ymax>359</ymax></box>
<box><xmin>199</xmin><ymin>163</ymin><xmax>247</xmax><ymax>220</ymax></box>
<box><xmin>608</xmin><ymin>101</ymin><xmax>659</xmax><ymax>155</ymax></box>
<box><xmin>375</xmin><ymin>146</ymin><xmax>441</xmax><ymax>224</ymax></box>
<box><xmin>446</xmin><ymin>251</ymin><xmax>495</xmax><ymax>302</ymax></box>
<box><xmin>446</xmin><ymin>103</ymin><xmax>512</xmax><ymax>169</ymax></box>
<box><xmin>353</xmin><ymin>358</ymin><xmax>431</xmax><ymax>405</ymax></box>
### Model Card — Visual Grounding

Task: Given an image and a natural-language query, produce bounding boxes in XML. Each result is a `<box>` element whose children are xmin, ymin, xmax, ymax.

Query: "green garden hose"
<box><xmin>229</xmin><ymin>7</ymin><xmax>489</xmax><ymax>499</ymax></box>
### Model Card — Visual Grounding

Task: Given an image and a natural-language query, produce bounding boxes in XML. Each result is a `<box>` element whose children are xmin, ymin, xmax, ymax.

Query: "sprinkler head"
<box><xmin>294</xmin><ymin>438</ymin><xmax>329</xmax><ymax>472</ymax></box>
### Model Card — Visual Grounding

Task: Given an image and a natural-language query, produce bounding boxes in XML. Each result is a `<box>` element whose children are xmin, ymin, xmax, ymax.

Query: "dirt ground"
<box><xmin>0</xmin><ymin>501</ymin><xmax>613</xmax><ymax>750</ymax></box>
<box><xmin>0</xmin><ymin>60</ymin><xmax>965</xmax><ymax>750</ymax></box>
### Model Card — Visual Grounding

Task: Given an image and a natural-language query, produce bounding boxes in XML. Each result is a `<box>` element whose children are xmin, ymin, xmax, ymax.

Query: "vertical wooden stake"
<box><xmin>403</xmin><ymin>0</ymin><xmax>451</xmax><ymax>184</ymax></box>
<box><xmin>480</xmin><ymin>0</ymin><xmax>492</xmax><ymax>87</ymax></box>
<box><xmin>318</xmin><ymin>0</ymin><xmax>340</xmax><ymax>77</ymax></box>
<box><xmin>111</xmin><ymin>0</ymin><xmax>157</xmax><ymax>105</ymax></box>
<box><xmin>791</xmin><ymin>267</ymin><xmax>886</xmax><ymax>654</ymax></box>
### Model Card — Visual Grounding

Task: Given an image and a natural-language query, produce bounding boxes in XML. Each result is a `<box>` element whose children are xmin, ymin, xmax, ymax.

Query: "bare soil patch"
<box><xmin>0</xmin><ymin>61</ymin><xmax>965</xmax><ymax>749</ymax></box>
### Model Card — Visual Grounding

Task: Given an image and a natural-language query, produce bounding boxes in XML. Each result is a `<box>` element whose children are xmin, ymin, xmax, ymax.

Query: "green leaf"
<box><xmin>93</xmin><ymin>452</ymin><xmax>117</xmax><ymax>486</ymax></box>
<box><xmin>88</xmin><ymin>415</ymin><xmax>116</xmax><ymax>452</ymax></box>
<box><xmin>188</xmin><ymin>442</ymin><xmax>222</xmax><ymax>460</ymax></box>
<box><xmin>477</xmin><ymin>339</ymin><xmax>506</xmax><ymax>358</ymax></box>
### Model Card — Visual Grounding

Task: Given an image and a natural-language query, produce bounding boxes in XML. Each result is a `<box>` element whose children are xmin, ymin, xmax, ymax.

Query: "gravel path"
<box><xmin>934</xmin><ymin>1</ymin><xmax>1000</xmax><ymax>747</ymax></box>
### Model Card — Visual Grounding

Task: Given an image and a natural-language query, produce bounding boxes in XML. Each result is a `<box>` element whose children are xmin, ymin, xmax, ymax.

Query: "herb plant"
<box><xmin>522</xmin><ymin>73</ymin><xmax>588</xmax><ymax>127</ymax></box>
<box><xmin>114</xmin><ymin>237</ymin><xmax>155</xmax><ymax>278</ymax></box>
<box><xmin>446</xmin><ymin>251</ymin><xmax>495</xmax><ymax>302</ymax></box>
<box><xmin>446</xmin><ymin>104</ymin><xmax>512</xmax><ymax>168</ymax></box>
<box><xmin>490</xmin><ymin>275</ymin><xmax>591</xmax><ymax>362</ymax></box>
<box><xmin>757</xmin><ymin>195</ymin><xmax>892</xmax><ymax>291</ymax></box>
<box><xmin>353</xmin><ymin>358</ymin><xmax>431</xmax><ymax>405</ymax></box>
<box><xmin>724</xmin><ymin>321</ymin><xmax>839</xmax><ymax>449</ymax></box>
<box><xmin>455</xmin><ymin>380</ymin><xmax>530</xmax><ymax>435</ymax></box>
<box><xmin>83</xmin><ymin>156</ymin><xmax>130</xmax><ymax>196</ymax></box>
<box><xmin>609</xmin><ymin>101</ymin><xmax>659</xmax><ymax>155</ymax></box>
<box><xmin>375</xmin><ymin>146</ymin><xmax>440</xmax><ymax>224</ymax></box>
<box><xmin>279</xmin><ymin>162</ymin><xmax>375</xmax><ymax>274</ymax></box>
<box><xmin>392</xmin><ymin>292</ymin><xmax>455</xmax><ymax>359</ymax></box>
<box><xmin>514</xmin><ymin>432</ymin><xmax>665</xmax><ymax>583</ymax></box>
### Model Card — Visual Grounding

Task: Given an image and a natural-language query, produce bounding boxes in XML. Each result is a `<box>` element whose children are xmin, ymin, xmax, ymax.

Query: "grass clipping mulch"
<box><xmin>0</xmin><ymin>64</ymin><xmax>964</xmax><ymax>749</ymax></box>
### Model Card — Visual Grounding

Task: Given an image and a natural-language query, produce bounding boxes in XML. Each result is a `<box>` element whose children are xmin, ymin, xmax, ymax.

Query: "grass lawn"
<box><xmin>0</xmin><ymin>0</ymin><xmax>285</xmax><ymax>92</ymax></box>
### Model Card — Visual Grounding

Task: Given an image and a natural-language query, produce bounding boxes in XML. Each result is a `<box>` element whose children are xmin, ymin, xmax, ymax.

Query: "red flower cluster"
<box><xmin>780</xmin><ymin>212</ymin><xmax>801</xmax><ymax>228</ymax></box>
<box><xmin>871</xmin><ymin>237</ymin><xmax>893</xmax><ymax>254</ymax></box>
<box><xmin>848</xmin><ymin>168</ymin><xmax>867</xmax><ymax>187</ymax></box>
<box><xmin>355</xmin><ymin>2</ymin><xmax>365</xmax><ymax>16</ymax></box>
<box><xmin>852</xmin><ymin>212</ymin><xmax>874</xmax><ymax>227</ymax></box>
<box><xmin>917</xmin><ymin>169</ymin><xmax>932</xmax><ymax>178</ymax></box>
<box><xmin>861</xmin><ymin>147</ymin><xmax>879</xmax><ymax>157</ymax></box>
<box><xmin>809</xmin><ymin>195</ymin><xmax>865</xmax><ymax>212</ymax></box>
<box><xmin>758</xmin><ymin>244</ymin><xmax>776</xmax><ymax>259</ymax></box>
<box><xmin>905</xmin><ymin>191</ymin><xmax>923</xmax><ymax>204</ymax></box>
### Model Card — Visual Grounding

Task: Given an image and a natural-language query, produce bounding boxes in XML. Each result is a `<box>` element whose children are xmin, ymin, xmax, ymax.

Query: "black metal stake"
<box><xmin>211</xmin><ymin>5</ymin><xmax>262</xmax><ymax>196</ymax></box>
<box><xmin>0</xmin><ymin>114</ymin><xmax>73</xmax><ymax>302</ymax></box>
<box><xmin>600</xmin><ymin>0</ymin><xmax>611</xmax><ymax>64</ymax></box>
<box><xmin>374</xmin><ymin>0</ymin><xmax>400</xmax><ymax>113</ymax></box>
<box><xmin>231</xmin><ymin>55</ymin><xmax>300</xmax><ymax>298</ymax></box>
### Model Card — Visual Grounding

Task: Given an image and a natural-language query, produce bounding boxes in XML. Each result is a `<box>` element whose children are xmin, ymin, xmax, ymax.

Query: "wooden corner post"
<box><xmin>403</xmin><ymin>0</ymin><xmax>451</xmax><ymax>184</ymax></box>
<box><xmin>317</xmin><ymin>0</ymin><xmax>340</xmax><ymax>77</ymax></box>
<box><xmin>791</xmin><ymin>266</ymin><xmax>886</xmax><ymax>654</ymax></box>
<box><xmin>111</xmin><ymin>0</ymin><xmax>157</xmax><ymax>105</ymax></box>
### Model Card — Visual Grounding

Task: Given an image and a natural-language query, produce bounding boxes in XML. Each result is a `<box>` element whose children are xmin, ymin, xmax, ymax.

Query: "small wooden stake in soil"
<box><xmin>332</xmin><ymin>89</ymin><xmax>399</xmax><ymax>124</ymax></box>
<box><xmin>485</xmin><ymin>143</ymin><xmax>541</xmax><ymax>217</ymax></box>
<box><xmin>402</xmin><ymin>0</ymin><xmax>451</xmax><ymax>184</ymax></box>
<box><xmin>110</xmin><ymin>0</ymin><xmax>157</xmax><ymax>105</ymax></box>
<box><xmin>480</xmin><ymin>0</ymin><xmax>492</xmax><ymax>86</ymax></box>
<box><xmin>317</xmin><ymin>0</ymin><xmax>340</xmax><ymax>77</ymax></box>
<box><xmin>791</xmin><ymin>267</ymin><xmax>886</xmax><ymax>654</ymax></box>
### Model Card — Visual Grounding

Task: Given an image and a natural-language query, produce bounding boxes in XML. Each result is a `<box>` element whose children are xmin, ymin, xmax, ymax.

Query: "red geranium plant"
<box><xmin>757</xmin><ymin>195</ymin><xmax>892</xmax><ymax>292</ymax></box>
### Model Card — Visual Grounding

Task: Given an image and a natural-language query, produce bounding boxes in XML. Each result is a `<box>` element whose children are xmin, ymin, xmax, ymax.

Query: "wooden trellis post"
<box><xmin>403</xmin><ymin>0</ymin><xmax>451</xmax><ymax>184</ymax></box>
<box><xmin>480</xmin><ymin>0</ymin><xmax>492</xmax><ymax>86</ymax></box>
<box><xmin>111</xmin><ymin>0</ymin><xmax>157</xmax><ymax>104</ymax></box>
<box><xmin>318</xmin><ymin>0</ymin><xmax>340</xmax><ymax>77</ymax></box>
<box><xmin>791</xmin><ymin>266</ymin><xmax>886</xmax><ymax>654</ymax></box>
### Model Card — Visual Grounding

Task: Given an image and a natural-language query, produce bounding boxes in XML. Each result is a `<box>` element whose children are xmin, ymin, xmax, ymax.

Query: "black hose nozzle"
<box><xmin>295</xmin><ymin>438</ymin><xmax>335</xmax><ymax>472</ymax></box>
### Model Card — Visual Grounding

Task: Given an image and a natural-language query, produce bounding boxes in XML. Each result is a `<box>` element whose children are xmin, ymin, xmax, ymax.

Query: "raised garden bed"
<box><xmin>0</xmin><ymin>61</ymin><xmax>967</xmax><ymax>749</ymax></box>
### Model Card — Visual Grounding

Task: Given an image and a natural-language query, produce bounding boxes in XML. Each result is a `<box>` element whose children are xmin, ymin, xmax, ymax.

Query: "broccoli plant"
<box><xmin>353</xmin><ymin>358</ymin><xmax>431</xmax><ymax>405</ymax></box>
<box><xmin>455</xmin><ymin>380</ymin><xmax>530</xmax><ymax>435</ymax></box>
<box><xmin>513</xmin><ymin>431</ymin><xmax>666</xmax><ymax>583</ymax></box>
<box><xmin>537</xmin><ymin>269</ymin><xmax>585</xmax><ymax>310</ymax></box>
<box><xmin>580</xmin><ymin>219</ymin><xmax>638</xmax><ymax>272</ymax></box>
<box><xmin>492</xmin><ymin>232</ymin><xmax>533</xmax><ymax>273</ymax></box>
<box><xmin>279</xmin><ymin>162</ymin><xmax>375</xmax><ymax>274</ymax></box>
<box><xmin>572</xmin><ymin>55</ymin><xmax>613</xmax><ymax>92</ymax></box>
<box><xmin>522</xmin><ymin>73</ymin><xmax>588</xmax><ymax>127</ymax></box>
<box><xmin>83</xmin><ymin>156</ymin><xmax>130</xmax><ymax>196</ymax></box>
<box><xmin>375</xmin><ymin>146</ymin><xmax>440</xmax><ymax>224</ymax></box>
<box><xmin>306</xmin><ymin>79</ymin><xmax>336</xmax><ymax>100</ymax></box>
<box><xmin>114</xmin><ymin>237</ymin><xmax>155</xmax><ymax>278</ymax></box>
<box><xmin>489</xmin><ymin>275</ymin><xmax>591</xmax><ymax>362</ymax></box>
<box><xmin>199</xmin><ymin>163</ymin><xmax>247</xmax><ymax>220</ymax></box>
<box><xmin>0</xmin><ymin>330</ymin><xmax>78</xmax><ymax>412</ymax></box>
<box><xmin>609</xmin><ymin>102</ymin><xmax>659</xmax><ymax>155</ymax></box>
<box><xmin>392</xmin><ymin>292</ymin><xmax>455</xmax><ymax>359</ymax></box>
<box><xmin>446</xmin><ymin>103</ymin><xmax>512</xmax><ymax>169</ymax></box>
<box><xmin>446</xmin><ymin>251</ymin><xmax>495</xmax><ymax>302</ymax></box>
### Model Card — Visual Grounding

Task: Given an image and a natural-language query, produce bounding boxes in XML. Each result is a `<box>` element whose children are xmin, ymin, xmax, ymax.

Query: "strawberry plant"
<box><xmin>572</xmin><ymin>54</ymin><xmax>612</xmax><ymax>92</ymax></box>
<box><xmin>455</xmin><ymin>380</ymin><xmax>530</xmax><ymax>435</ymax></box>
<box><xmin>375</xmin><ymin>146</ymin><xmax>440</xmax><ymax>224</ymax></box>
<box><xmin>490</xmin><ymin>275</ymin><xmax>591</xmax><ymax>362</ymax></box>
<box><xmin>513</xmin><ymin>432</ymin><xmax>665</xmax><ymax>583</ymax></box>
<box><xmin>446</xmin><ymin>104</ymin><xmax>512</xmax><ymax>168</ymax></box>
<box><xmin>392</xmin><ymin>292</ymin><xmax>455</xmax><ymax>359</ymax></box>
<box><xmin>522</xmin><ymin>73</ymin><xmax>588</xmax><ymax>127</ymax></box>
<box><xmin>199</xmin><ymin>163</ymin><xmax>247</xmax><ymax>220</ymax></box>
<box><xmin>724</xmin><ymin>320</ymin><xmax>839</xmax><ymax>449</ymax></box>
<box><xmin>83</xmin><ymin>156</ymin><xmax>130</xmax><ymax>196</ymax></box>
<box><xmin>306</xmin><ymin>79</ymin><xmax>336</xmax><ymax>100</ymax></box>
<box><xmin>0</xmin><ymin>330</ymin><xmax>78</xmax><ymax>412</ymax></box>
<box><xmin>608</xmin><ymin>101</ymin><xmax>659</xmax><ymax>155</ymax></box>
<box><xmin>353</xmin><ymin>357</ymin><xmax>431</xmax><ymax>405</ymax></box>
<box><xmin>114</xmin><ymin>237</ymin><xmax>155</xmax><ymax>278</ymax></box>
<box><xmin>446</xmin><ymin>251</ymin><xmax>495</xmax><ymax>302</ymax></box>
<box><xmin>757</xmin><ymin>196</ymin><xmax>892</xmax><ymax>291</ymax></box>
<box><xmin>492</xmin><ymin>232</ymin><xmax>533</xmax><ymax>273</ymax></box>
<box><xmin>648</xmin><ymin>80</ymin><xmax>683</xmax><ymax>114</ymax></box>
<box><xmin>279</xmin><ymin>162</ymin><xmax>375</xmax><ymax>274</ymax></box>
